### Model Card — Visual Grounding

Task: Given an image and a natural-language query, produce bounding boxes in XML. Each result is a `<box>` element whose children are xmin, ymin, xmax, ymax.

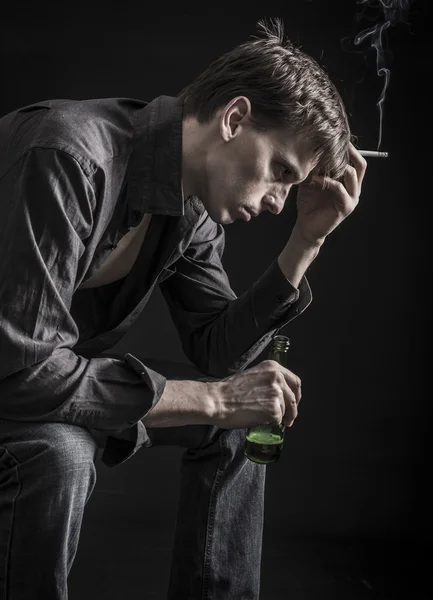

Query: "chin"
<box><xmin>204</xmin><ymin>203</ymin><xmax>234</xmax><ymax>225</ymax></box>
<box><xmin>219</xmin><ymin>210</ymin><xmax>237</xmax><ymax>225</ymax></box>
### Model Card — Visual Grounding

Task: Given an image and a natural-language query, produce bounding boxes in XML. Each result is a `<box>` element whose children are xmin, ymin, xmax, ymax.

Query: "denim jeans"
<box><xmin>0</xmin><ymin>419</ymin><xmax>266</xmax><ymax>599</ymax></box>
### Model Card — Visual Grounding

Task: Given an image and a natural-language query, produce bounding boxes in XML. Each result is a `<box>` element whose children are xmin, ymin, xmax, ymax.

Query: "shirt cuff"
<box><xmin>251</xmin><ymin>258</ymin><xmax>312</xmax><ymax>328</ymax></box>
<box><xmin>100</xmin><ymin>353</ymin><xmax>166</xmax><ymax>467</ymax></box>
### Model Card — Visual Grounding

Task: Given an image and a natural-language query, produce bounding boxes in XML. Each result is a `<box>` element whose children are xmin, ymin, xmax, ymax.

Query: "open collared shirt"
<box><xmin>0</xmin><ymin>95</ymin><xmax>312</xmax><ymax>466</ymax></box>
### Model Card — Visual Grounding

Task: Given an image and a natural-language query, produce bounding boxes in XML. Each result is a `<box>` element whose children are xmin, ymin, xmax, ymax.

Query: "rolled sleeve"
<box><xmin>249</xmin><ymin>258</ymin><xmax>312</xmax><ymax>327</ymax></box>
<box><xmin>98</xmin><ymin>354</ymin><xmax>167</xmax><ymax>467</ymax></box>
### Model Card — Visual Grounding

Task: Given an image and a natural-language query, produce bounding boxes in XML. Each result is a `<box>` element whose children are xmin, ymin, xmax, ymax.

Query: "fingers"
<box><xmin>266</xmin><ymin>361</ymin><xmax>301</xmax><ymax>427</ymax></box>
<box><xmin>311</xmin><ymin>175</ymin><xmax>345</xmax><ymax>195</ymax></box>
<box><xmin>309</xmin><ymin>169</ymin><xmax>359</xmax><ymax>216</ymax></box>
<box><xmin>281</xmin><ymin>384</ymin><xmax>298</xmax><ymax>427</ymax></box>
<box><xmin>309</xmin><ymin>175</ymin><xmax>350</xmax><ymax>211</ymax></box>
<box><xmin>348</xmin><ymin>143</ymin><xmax>367</xmax><ymax>189</ymax></box>
<box><xmin>309</xmin><ymin>143</ymin><xmax>367</xmax><ymax>200</ymax></box>
<box><xmin>281</xmin><ymin>366</ymin><xmax>302</xmax><ymax>405</ymax></box>
<box><xmin>343</xmin><ymin>164</ymin><xmax>360</xmax><ymax>201</ymax></box>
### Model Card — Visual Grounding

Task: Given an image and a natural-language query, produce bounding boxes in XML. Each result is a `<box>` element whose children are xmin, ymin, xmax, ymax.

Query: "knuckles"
<box><xmin>270</xmin><ymin>380</ymin><xmax>283</xmax><ymax>396</ymax></box>
<box><xmin>262</xmin><ymin>359</ymin><xmax>279</xmax><ymax>370</ymax></box>
<box><xmin>260</xmin><ymin>359</ymin><xmax>302</xmax><ymax>392</ymax></box>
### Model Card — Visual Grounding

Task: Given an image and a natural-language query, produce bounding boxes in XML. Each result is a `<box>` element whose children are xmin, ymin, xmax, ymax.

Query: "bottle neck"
<box><xmin>268</xmin><ymin>335</ymin><xmax>290</xmax><ymax>366</ymax></box>
<box><xmin>270</xmin><ymin>335</ymin><xmax>290</xmax><ymax>352</ymax></box>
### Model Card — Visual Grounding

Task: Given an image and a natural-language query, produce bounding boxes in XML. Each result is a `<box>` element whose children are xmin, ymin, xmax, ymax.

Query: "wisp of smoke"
<box><xmin>353</xmin><ymin>0</ymin><xmax>414</xmax><ymax>149</ymax></box>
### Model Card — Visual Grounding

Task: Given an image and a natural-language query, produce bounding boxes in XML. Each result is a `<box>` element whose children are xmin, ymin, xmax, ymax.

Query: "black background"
<box><xmin>1</xmin><ymin>2</ymin><xmax>429</xmax><ymax>598</ymax></box>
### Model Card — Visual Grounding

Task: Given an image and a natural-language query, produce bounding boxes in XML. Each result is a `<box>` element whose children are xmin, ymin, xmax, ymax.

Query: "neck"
<box><xmin>182</xmin><ymin>117</ymin><xmax>208</xmax><ymax>198</ymax></box>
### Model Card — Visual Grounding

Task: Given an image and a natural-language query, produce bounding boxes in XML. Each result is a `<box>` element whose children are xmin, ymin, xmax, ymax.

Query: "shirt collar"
<box><xmin>126</xmin><ymin>95</ymin><xmax>185</xmax><ymax>226</ymax></box>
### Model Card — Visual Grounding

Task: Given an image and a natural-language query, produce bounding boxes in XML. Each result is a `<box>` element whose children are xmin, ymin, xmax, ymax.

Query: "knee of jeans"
<box><xmin>191</xmin><ymin>426</ymin><xmax>247</xmax><ymax>456</ymax></box>
<box><xmin>221</xmin><ymin>427</ymin><xmax>248</xmax><ymax>455</ymax></box>
<box><xmin>33</xmin><ymin>423</ymin><xmax>97</xmax><ymax>490</ymax></box>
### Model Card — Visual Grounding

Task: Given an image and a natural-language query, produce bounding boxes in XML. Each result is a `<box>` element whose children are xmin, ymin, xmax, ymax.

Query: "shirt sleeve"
<box><xmin>160</xmin><ymin>209</ymin><xmax>313</xmax><ymax>378</ymax></box>
<box><xmin>0</xmin><ymin>148</ymin><xmax>166</xmax><ymax>465</ymax></box>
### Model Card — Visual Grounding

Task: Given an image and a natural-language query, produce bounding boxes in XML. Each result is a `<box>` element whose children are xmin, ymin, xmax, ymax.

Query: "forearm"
<box><xmin>141</xmin><ymin>379</ymin><xmax>216</xmax><ymax>427</ymax></box>
<box><xmin>277</xmin><ymin>225</ymin><xmax>323</xmax><ymax>289</ymax></box>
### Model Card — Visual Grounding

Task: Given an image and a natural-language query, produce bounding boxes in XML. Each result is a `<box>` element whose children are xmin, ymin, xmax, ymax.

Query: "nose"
<box><xmin>262</xmin><ymin>192</ymin><xmax>287</xmax><ymax>215</ymax></box>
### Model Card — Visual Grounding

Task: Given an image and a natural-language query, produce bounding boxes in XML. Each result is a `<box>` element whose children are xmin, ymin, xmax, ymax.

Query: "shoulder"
<box><xmin>0</xmin><ymin>97</ymin><xmax>147</xmax><ymax>176</ymax></box>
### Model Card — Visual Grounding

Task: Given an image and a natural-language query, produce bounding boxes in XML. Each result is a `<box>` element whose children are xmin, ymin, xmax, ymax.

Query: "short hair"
<box><xmin>179</xmin><ymin>18</ymin><xmax>351</xmax><ymax>179</ymax></box>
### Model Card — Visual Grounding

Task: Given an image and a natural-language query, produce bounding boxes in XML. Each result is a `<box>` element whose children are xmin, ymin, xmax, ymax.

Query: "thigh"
<box><xmin>0</xmin><ymin>419</ymin><xmax>98</xmax><ymax>597</ymax></box>
<box><xmin>0</xmin><ymin>418</ymin><xmax>98</xmax><ymax>467</ymax></box>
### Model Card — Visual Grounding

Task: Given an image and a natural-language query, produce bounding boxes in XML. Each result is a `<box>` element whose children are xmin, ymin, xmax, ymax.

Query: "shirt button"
<box><xmin>132</xmin><ymin>210</ymin><xmax>141</xmax><ymax>222</ymax></box>
<box><xmin>110</xmin><ymin>243</ymin><xmax>118</xmax><ymax>250</ymax></box>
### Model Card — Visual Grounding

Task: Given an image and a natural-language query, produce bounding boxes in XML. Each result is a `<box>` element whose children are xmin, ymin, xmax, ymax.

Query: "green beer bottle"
<box><xmin>244</xmin><ymin>335</ymin><xmax>290</xmax><ymax>465</ymax></box>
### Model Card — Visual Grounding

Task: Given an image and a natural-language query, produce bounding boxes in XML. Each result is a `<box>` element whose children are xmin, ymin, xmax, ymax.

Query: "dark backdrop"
<box><xmin>1</xmin><ymin>2</ymin><xmax>429</xmax><ymax>597</ymax></box>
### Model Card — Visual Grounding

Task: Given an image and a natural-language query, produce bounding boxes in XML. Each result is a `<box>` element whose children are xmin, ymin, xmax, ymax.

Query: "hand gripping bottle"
<box><xmin>244</xmin><ymin>335</ymin><xmax>290</xmax><ymax>464</ymax></box>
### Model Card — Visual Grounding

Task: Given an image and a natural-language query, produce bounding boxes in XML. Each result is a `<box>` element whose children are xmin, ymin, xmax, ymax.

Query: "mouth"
<box><xmin>239</xmin><ymin>206</ymin><xmax>257</xmax><ymax>222</ymax></box>
<box><xmin>239</xmin><ymin>207</ymin><xmax>251</xmax><ymax>222</ymax></box>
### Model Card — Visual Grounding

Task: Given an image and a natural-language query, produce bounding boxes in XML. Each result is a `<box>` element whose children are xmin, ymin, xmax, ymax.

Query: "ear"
<box><xmin>219</xmin><ymin>96</ymin><xmax>252</xmax><ymax>142</ymax></box>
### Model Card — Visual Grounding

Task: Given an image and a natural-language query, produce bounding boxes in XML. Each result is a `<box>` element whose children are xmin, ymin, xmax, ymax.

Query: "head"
<box><xmin>179</xmin><ymin>18</ymin><xmax>351</xmax><ymax>224</ymax></box>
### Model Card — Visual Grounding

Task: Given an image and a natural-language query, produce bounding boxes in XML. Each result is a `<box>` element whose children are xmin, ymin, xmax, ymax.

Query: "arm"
<box><xmin>278</xmin><ymin>144</ymin><xmax>367</xmax><ymax>287</ymax></box>
<box><xmin>159</xmin><ymin>207</ymin><xmax>312</xmax><ymax>379</ymax></box>
<box><xmin>277</xmin><ymin>225</ymin><xmax>322</xmax><ymax>288</ymax></box>
<box><xmin>149</xmin><ymin>146</ymin><xmax>366</xmax><ymax>429</ymax></box>
<box><xmin>0</xmin><ymin>148</ymin><xmax>165</xmax><ymax>442</ymax></box>
<box><xmin>157</xmin><ymin>144</ymin><xmax>366</xmax><ymax>383</ymax></box>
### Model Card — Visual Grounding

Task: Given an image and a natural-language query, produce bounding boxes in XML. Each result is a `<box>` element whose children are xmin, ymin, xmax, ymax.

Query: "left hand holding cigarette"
<box><xmin>294</xmin><ymin>143</ymin><xmax>367</xmax><ymax>245</ymax></box>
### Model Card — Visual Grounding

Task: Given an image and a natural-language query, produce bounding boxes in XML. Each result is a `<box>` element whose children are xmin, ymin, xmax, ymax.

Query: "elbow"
<box><xmin>181</xmin><ymin>332</ymin><xmax>237</xmax><ymax>380</ymax></box>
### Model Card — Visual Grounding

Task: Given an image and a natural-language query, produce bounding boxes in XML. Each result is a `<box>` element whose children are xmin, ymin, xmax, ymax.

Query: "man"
<box><xmin>0</xmin><ymin>19</ymin><xmax>366</xmax><ymax>600</ymax></box>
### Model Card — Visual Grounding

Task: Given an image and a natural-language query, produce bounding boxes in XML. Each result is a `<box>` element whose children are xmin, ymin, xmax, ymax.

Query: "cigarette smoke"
<box><xmin>351</xmin><ymin>0</ymin><xmax>415</xmax><ymax>149</ymax></box>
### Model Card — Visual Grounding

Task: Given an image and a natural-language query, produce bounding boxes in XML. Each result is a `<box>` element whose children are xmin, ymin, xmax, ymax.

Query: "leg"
<box><xmin>148</xmin><ymin>425</ymin><xmax>266</xmax><ymax>600</ymax></box>
<box><xmin>0</xmin><ymin>420</ymin><xmax>98</xmax><ymax>600</ymax></box>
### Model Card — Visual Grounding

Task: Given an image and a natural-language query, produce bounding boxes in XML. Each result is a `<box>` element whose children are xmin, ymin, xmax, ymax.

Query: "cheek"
<box><xmin>239</xmin><ymin>157</ymin><xmax>270</xmax><ymax>199</ymax></box>
<box><xmin>211</xmin><ymin>149</ymin><xmax>267</xmax><ymax>204</ymax></box>
<box><xmin>212</xmin><ymin>166</ymin><xmax>243</xmax><ymax>199</ymax></box>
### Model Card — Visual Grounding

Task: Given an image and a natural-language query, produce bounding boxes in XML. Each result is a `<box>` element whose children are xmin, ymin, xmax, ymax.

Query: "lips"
<box><xmin>241</xmin><ymin>206</ymin><xmax>258</xmax><ymax>221</ymax></box>
<box><xmin>238</xmin><ymin>206</ymin><xmax>250</xmax><ymax>222</ymax></box>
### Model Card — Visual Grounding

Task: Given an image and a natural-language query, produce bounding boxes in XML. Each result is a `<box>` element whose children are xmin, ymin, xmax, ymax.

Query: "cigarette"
<box><xmin>358</xmin><ymin>150</ymin><xmax>388</xmax><ymax>158</ymax></box>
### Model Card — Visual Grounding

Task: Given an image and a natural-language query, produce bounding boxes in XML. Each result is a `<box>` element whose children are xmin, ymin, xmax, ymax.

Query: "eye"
<box><xmin>275</xmin><ymin>164</ymin><xmax>292</xmax><ymax>180</ymax></box>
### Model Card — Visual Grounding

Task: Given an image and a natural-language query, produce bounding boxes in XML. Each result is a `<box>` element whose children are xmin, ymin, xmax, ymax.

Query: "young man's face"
<box><xmin>201</xmin><ymin>99</ymin><xmax>317</xmax><ymax>225</ymax></box>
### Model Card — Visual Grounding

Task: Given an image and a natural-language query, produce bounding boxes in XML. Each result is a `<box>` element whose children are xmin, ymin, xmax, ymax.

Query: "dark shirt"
<box><xmin>0</xmin><ymin>95</ymin><xmax>312</xmax><ymax>466</ymax></box>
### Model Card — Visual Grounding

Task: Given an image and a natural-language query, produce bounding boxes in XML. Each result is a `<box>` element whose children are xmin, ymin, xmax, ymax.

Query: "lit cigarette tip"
<box><xmin>359</xmin><ymin>150</ymin><xmax>389</xmax><ymax>158</ymax></box>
